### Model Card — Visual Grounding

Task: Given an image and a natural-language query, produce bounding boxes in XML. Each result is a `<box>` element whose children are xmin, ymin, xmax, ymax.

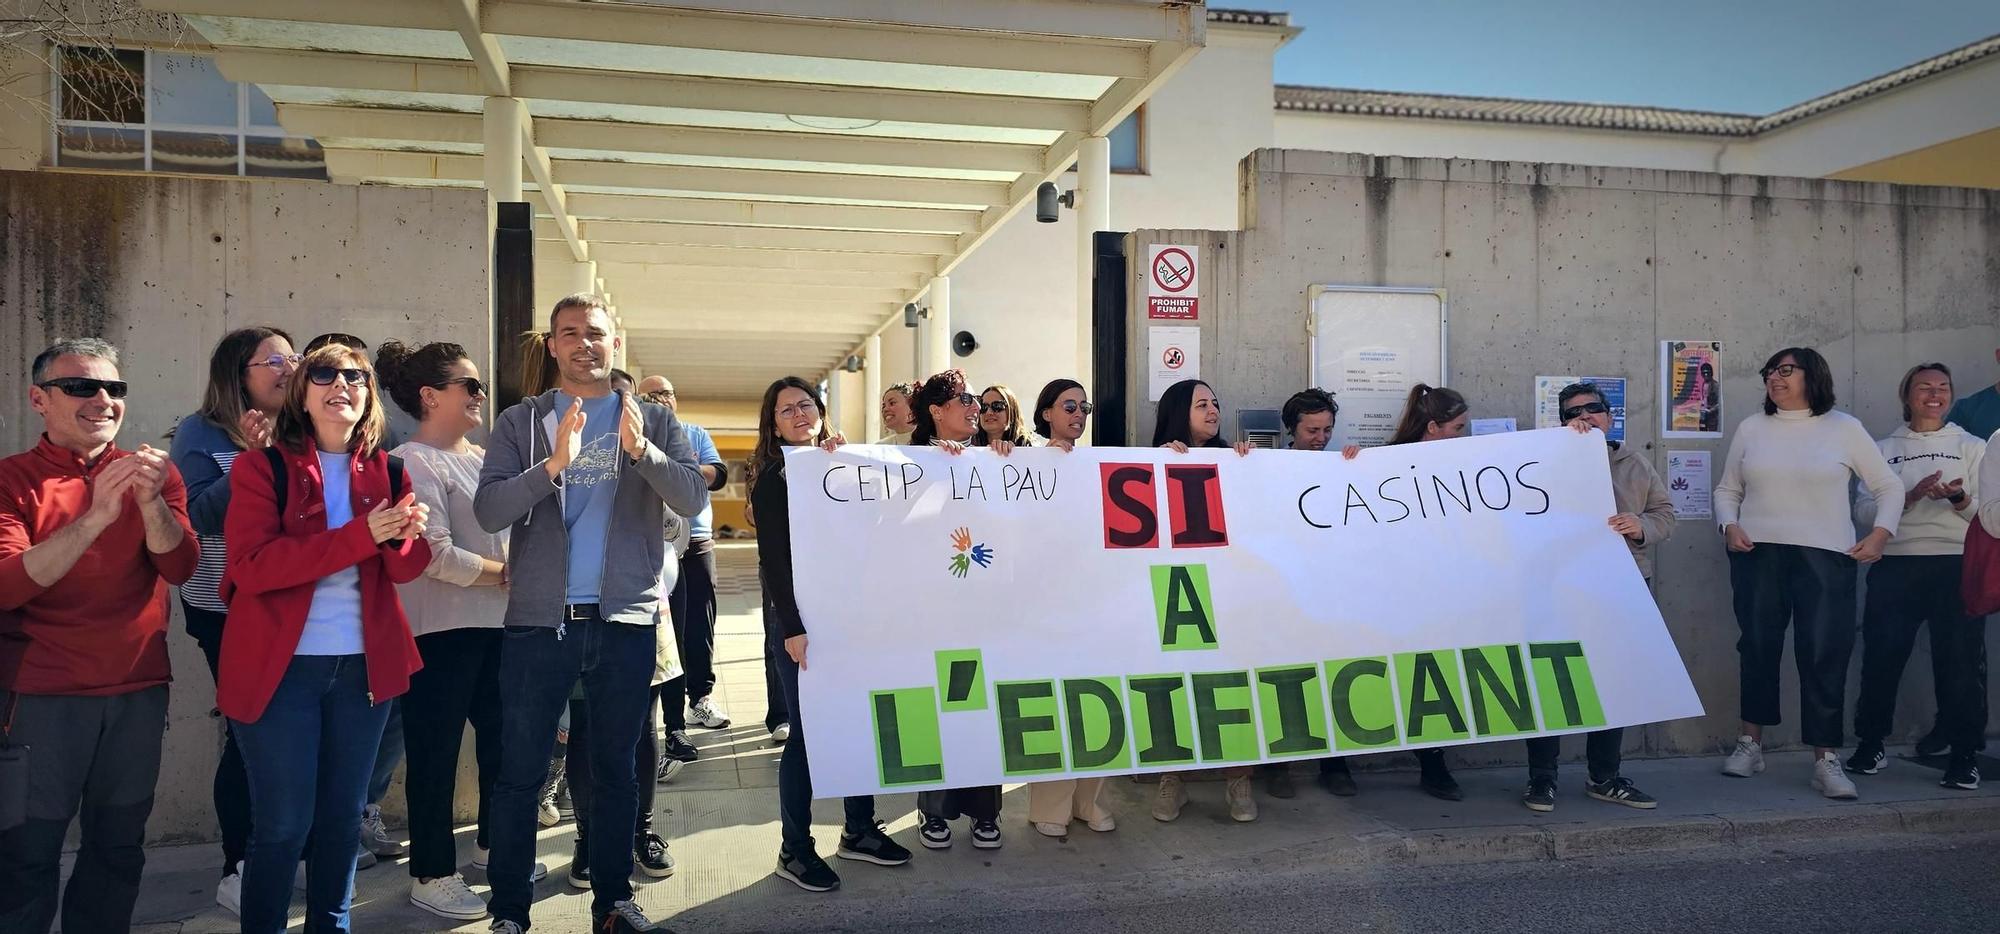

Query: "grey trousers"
<box><xmin>0</xmin><ymin>685</ymin><xmax>167</xmax><ymax>934</ymax></box>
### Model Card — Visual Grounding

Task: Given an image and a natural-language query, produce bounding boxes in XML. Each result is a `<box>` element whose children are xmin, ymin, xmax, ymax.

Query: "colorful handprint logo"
<box><xmin>948</xmin><ymin>526</ymin><xmax>995</xmax><ymax>579</ymax></box>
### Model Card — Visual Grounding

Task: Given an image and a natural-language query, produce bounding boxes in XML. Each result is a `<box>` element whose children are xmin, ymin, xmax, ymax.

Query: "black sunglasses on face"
<box><xmin>307</xmin><ymin>366</ymin><xmax>371</xmax><ymax>387</ymax></box>
<box><xmin>439</xmin><ymin>376</ymin><xmax>485</xmax><ymax>397</ymax></box>
<box><xmin>1058</xmin><ymin>400</ymin><xmax>1094</xmax><ymax>415</ymax></box>
<box><xmin>1560</xmin><ymin>400</ymin><xmax>1609</xmax><ymax>422</ymax></box>
<box><xmin>979</xmin><ymin>401</ymin><xmax>1010</xmax><ymax>414</ymax></box>
<box><xmin>38</xmin><ymin>377</ymin><xmax>128</xmax><ymax>399</ymax></box>
<box><xmin>953</xmin><ymin>392</ymin><xmax>977</xmax><ymax>406</ymax></box>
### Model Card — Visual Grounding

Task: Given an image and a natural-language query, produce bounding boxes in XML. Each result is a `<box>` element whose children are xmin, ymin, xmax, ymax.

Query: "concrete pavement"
<box><xmin>103</xmin><ymin>544</ymin><xmax>1998</xmax><ymax>932</ymax></box>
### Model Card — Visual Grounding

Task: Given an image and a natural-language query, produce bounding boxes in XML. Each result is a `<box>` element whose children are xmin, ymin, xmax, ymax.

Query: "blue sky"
<box><xmin>1270</xmin><ymin>0</ymin><xmax>2000</xmax><ymax>113</ymax></box>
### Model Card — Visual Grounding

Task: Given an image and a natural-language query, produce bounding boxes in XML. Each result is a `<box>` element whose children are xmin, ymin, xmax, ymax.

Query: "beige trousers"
<box><xmin>1026</xmin><ymin>777</ymin><xmax>1112</xmax><ymax>825</ymax></box>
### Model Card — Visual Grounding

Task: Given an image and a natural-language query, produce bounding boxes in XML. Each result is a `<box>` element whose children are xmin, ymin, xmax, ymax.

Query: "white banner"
<box><xmin>788</xmin><ymin>429</ymin><xmax>1702</xmax><ymax>797</ymax></box>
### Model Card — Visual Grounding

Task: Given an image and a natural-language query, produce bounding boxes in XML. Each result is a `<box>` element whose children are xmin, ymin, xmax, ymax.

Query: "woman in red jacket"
<box><xmin>218</xmin><ymin>343</ymin><xmax>431</xmax><ymax>934</ymax></box>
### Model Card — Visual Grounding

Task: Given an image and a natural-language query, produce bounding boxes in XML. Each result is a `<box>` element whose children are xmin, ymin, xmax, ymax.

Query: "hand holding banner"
<box><xmin>786</xmin><ymin>429</ymin><xmax>1702</xmax><ymax>797</ymax></box>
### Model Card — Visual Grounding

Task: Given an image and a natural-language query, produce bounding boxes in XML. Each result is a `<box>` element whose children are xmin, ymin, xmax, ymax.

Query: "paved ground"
<box><xmin>92</xmin><ymin>544</ymin><xmax>2000</xmax><ymax>932</ymax></box>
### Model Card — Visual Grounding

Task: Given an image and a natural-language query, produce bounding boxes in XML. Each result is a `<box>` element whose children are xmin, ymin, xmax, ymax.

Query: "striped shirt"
<box><xmin>179</xmin><ymin>449</ymin><xmax>237</xmax><ymax>612</ymax></box>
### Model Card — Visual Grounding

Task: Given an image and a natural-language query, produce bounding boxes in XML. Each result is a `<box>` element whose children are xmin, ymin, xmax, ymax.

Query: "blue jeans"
<box><xmin>230</xmin><ymin>655</ymin><xmax>392</xmax><ymax>934</ymax></box>
<box><xmin>368</xmin><ymin>699</ymin><xmax>404</xmax><ymax>806</ymax></box>
<box><xmin>489</xmin><ymin>611</ymin><xmax>656</xmax><ymax>927</ymax></box>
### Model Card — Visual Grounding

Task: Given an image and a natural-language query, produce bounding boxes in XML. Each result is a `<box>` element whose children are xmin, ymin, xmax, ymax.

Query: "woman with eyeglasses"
<box><xmin>905</xmin><ymin>369</ymin><xmax>1012</xmax><ymax>848</ymax></box>
<box><xmin>167</xmin><ymin>325</ymin><xmax>296</xmax><ymax>914</ymax></box>
<box><xmin>973</xmin><ymin>384</ymin><xmax>1039</xmax><ymax>448</ymax></box>
<box><xmin>1381</xmin><ymin>383</ymin><xmax>1471</xmax><ymax>801</ymax></box>
<box><xmin>1846</xmin><ymin>363</ymin><xmax>1985</xmax><ymax>791</ymax></box>
<box><xmin>1032</xmin><ymin>379</ymin><xmax>1092</xmax><ymax>452</ymax></box>
<box><xmin>217</xmin><ymin>344</ymin><xmax>432</xmax><ymax>933</ymax></box>
<box><xmin>752</xmin><ymin>377</ymin><xmax>914</xmax><ymax>891</ymax></box>
<box><xmin>1714</xmin><ymin>347</ymin><xmax>1901</xmax><ymax>801</ymax></box>
<box><xmin>1148</xmin><ymin>378</ymin><xmax>1258</xmax><ymax>823</ymax></box>
<box><xmin>372</xmin><ymin>341</ymin><xmax>513</xmax><ymax>920</ymax></box>
<box><xmin>1020</xmin><ymin>378</ymin><xmax>1116</xmax><ymax>837</ymax></box>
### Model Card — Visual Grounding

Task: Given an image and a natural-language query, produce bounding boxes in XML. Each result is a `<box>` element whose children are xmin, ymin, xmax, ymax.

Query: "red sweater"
<box><xmin>217</xmin><ymin>443</ymin><xmax>430</xmax><ymax>723</ymax></box>
<box><xmin>0</xmin><ymin>437</ymin><xmax>199</xmax><ymax>696</ymax></box>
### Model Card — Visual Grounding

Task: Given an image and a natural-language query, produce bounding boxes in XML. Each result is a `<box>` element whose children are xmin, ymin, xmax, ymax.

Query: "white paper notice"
<box><xmin>1470</xmin><ymin>417</ymin><xmax>1517</xmax><ymax>435</ymax></box>
<box><xmin>1667</xmin><ymin>451</ymin><xmax>1712</xmax><ymax>520</ymax></box>
<box><xmin>1148</xmin><ymin>326</ymin><xmax>1200</xmax><ymax>401</ymax></box>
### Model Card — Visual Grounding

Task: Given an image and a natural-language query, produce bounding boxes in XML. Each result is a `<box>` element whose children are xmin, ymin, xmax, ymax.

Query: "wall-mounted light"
<box><xmin>1035</xmin><ymin>181</ymin><xmax>1075</xmax><ymax>223</ymax></box>
<box><xmin>903</xmin><ymin>302</ymin><xmax>929</xmax><ymax>328</ymax></box>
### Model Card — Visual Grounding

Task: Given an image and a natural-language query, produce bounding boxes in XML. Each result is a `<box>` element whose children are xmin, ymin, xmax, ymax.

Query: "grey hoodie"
<box><xmin>473</xmin><ymin>389</ymin><xmax>709</xmax><ymax>628</ymax></box>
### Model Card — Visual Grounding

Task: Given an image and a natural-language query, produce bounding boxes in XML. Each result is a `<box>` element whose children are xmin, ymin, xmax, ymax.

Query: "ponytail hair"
<box><xmin>1387</xmin><ymin>383</ymin><xmax>1467</xmax><ymax>445</ymax></box>
<box><xmin>518</xmin><ymin>331</ymin><xmax>559</xmax><ymax>400</ymax></box>
<box><xmin>374</xmin><ymin>340</ymin><xmax>471</xmax><ymax>420</ymax></box>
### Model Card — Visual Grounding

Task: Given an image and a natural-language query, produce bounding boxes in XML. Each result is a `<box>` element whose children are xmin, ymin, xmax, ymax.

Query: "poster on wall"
<box><xmin>1535</xmin><ymin>375</ymin><xmax>1627</xmax><ymax>444</ymax></box>
<box><xmin>1666</xmin><ymin>451</ymin><xmax>1712</xmax><ymax>520</ymax></box>
<box><xmin>1308</xmin><ymin>287</ymin><xmax>1447</xmax><ymax>448</ymax></box>
<box><xmin>1660</xmin><ymin>341</ymin><xmax>1723</xmax><ymax>438</ymax></box>
<box><xmin>1148</xmin><ymin>326</ymin><xmax>1200</xmax><ymax>401</ymax></box>
<box><xmin>1146</xmin><ymin>245</ymin><xmax>1199</xmax><ymax>320</ymax></box>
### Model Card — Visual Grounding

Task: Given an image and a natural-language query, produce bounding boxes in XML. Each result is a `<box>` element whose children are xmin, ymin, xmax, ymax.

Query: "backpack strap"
<box><xmin>263</xmin><ymin>446</ymin><xmax>288</xmax><ymax>515</ymax></box>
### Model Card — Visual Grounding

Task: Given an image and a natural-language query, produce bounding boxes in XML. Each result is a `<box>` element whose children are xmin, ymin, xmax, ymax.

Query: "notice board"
<box><xmin>1307</xmin><ymin>286</ymin><xmax>1448</xmax><ymax>448</ymax></box>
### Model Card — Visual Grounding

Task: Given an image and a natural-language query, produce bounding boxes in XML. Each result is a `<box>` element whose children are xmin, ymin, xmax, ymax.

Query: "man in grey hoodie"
<box><xmin>1520</xmin><ymin>381</ymin><xmax>1675</xmax><ymax>814</ymax></box>
<box><xmin>474</xmin><ymin>294</ymin><xmax>708</xmax><ymax>934</ymax></box>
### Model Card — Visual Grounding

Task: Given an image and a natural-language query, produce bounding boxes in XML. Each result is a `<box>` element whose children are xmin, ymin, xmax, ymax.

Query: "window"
<box><xmin>53</xmin><ymin>47</ymin><xmax>326</xmax><ymax>179</ymax></box>
<box><xmin>1109</xmin><ymin>106</ymin><xmax>1144</xmax><ymax>174</ymax></box>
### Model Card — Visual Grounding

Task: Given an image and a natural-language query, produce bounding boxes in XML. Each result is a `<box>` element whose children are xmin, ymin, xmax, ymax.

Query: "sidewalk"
<box><xmin>116</xmin><ymin>544</ymin><xmax>1997</xmax><ymax>932</ymax></box>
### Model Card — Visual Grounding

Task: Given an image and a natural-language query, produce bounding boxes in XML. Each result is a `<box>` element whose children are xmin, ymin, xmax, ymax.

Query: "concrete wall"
<box><xmin>1125</xmin><ymin>149</ymin><xmax>2000</xmax><ymax>762</ymax></box>
<box><xmin>942</xmin><ymin>24</ymin><xmax>1286</xmax><ymax>404</ymax></box>
<box><xmin>1</xmin><ymin>168</ymin><xmax>489</xmax><ymax>842</ymax></box>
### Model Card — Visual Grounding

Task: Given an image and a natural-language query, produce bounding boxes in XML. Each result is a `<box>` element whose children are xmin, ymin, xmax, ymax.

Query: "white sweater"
<box><xmin>1714</xmin><ymin>408</ymin><xmax>1902</xmax><ymax>553</ymax></box>
<box><xmin>1853</xmin><ymin>423</ymin><xmax>1984</xmax><ymax>556</ymax></box>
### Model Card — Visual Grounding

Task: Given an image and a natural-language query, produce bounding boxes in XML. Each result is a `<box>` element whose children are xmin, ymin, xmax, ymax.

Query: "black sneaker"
<box><xmin>1914</xmin><ymin>728</ymin><xmax>1950</xmax><ymax>758</ymax></box>
<box><xmin>1845</xmin><ymin>740</ymin><xmax>1886</xmax><ymax>775</ymax></box>
<box><xmin>1940</xmin><ymin>753</ymin><xmax>1981</xmax><ymax>790</ymax></box>
<box><xmin>1318</xmin><ymin>759</ymin><xmax>1359</xmax><ymax>797</ymax></box>
<box><xmin>918</xmin><ymin>816</ymin><xmax>951</xmax><ymax>850</ymax></box>
<box><xmin>775</xmin><ymin>848</ymin><xmax>841</xmax><ymax>892</ymax></box>
<box><xmin>1419</xmin><ymin>764</ymin><xmax>1463</xmax><ymax>802</ymax></box>
<box><xmin>567</xmin><ymin>838</ymin><xmax>591</xmax><ymax>890</ymax></box>
<box><xmin>1522</xmin><ymin>776</ymin><xmax>1557</xmax><ymax>812</ymax></box>
<box><xmin>837</xmin><ymin>820</ymin><xmax>913</xmax><ymax>866</ymax></box>
<box><xmin>634</xmin><ymin>832</ymin><xmax>674</xmax><ymax>878</ymax></box>
<box><xmin>1264</xmin><ymin>765</ymin><xmax>1297</xmax><ymax>799</ymax></box>
<box><xmin>969</xmin><ymin>819</ymin><xmax>1002</xmax><ymax>850</ymax></box>
<box><xmin>1586</xmin><ymin>776</ymin><xmax>1658</xmax><ymax>809</ymax></box>
<box><xmin>593</xmin><ymin>900</ymin><xmax>662</xmax><ymax>933</ymax></box>
<box><xmin>663</xmin><ymin>730</ymin><xmax>699</xmax><ymax>764</ymax></box>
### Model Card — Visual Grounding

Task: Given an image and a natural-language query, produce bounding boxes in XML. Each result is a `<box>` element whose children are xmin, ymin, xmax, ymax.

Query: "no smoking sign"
<box><xmin>1146</xmin><ymin>244</ymin><xmax>1199</xmax><ymax>320</ymax></box>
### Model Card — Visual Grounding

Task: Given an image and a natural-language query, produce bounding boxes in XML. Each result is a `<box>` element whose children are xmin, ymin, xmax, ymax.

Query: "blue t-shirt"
<box><xmin>560</xmin><ymin>392</ymin><xmax>623</xmax><ymax>603</ymax></box>
<box><xmin>297</xmin><ymin>452</ymin><xmax>365</xmax><ymax>656</ymax></box>
<box><xmin>684</xmin><ymin>422</ymin><xmax>724</xmax><ymax>540</ymax></box>
<box><xmin>1947</xmin><ymin>385</ymin><xmax>2000</xmax><ymax>445</ymax></box>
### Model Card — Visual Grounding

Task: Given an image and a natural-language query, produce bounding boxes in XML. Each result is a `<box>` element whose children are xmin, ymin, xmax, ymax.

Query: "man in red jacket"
<box><xmin>0</xmin><ymin>338</ymin><xmax>198</xmax><ymax>933</ymax></box>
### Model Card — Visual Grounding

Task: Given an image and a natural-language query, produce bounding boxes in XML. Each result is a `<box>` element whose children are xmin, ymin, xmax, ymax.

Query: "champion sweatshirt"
<box><xmin>1853</xmin><ymin>423</ymin><xmax>1985</xmax><ymax>556</ymax></box>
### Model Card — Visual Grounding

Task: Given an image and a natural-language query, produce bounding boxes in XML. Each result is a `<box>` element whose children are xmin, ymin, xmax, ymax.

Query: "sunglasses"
<box><xmin>247</xmin><ymin>353</ymin><xmax>303</xmax><ymax>371</ymax></box>
<box><xmin>1560</xmin><ymin>400</ymin><xmax>1609</xmax><ymax>422</ymax></box>
<box><xmin>979</xmin><ymin>401</ymin><xmax>1010</xmax><ymax>414</ymax></box>
<box><xmin>439</xmin><ymin>376</ymin><xmax>486</xmax><ymax>397</ymax></box>
<box><xmin>1760</xmin><ymin>363</ymin><xmax>1801</xmax><ymax>380</ymax></box>
<box><xmin>306</xmin><ymin>366</ymin><xmax>371</xmax><ymax>387</ymax></box>
<box><xmin>953</xmin><ymin>392</ymin><xmax>977</xmax><ymax>407</ymax></box>
<box><xmin>37</xmin><ymin>377</ymin><xmax>128</xmax><ymax>399</ymax></box>
<box><xmin>1057</xmin><ymin>400</ymin><xmax>1094</xmax><ymax>416</ymax></box>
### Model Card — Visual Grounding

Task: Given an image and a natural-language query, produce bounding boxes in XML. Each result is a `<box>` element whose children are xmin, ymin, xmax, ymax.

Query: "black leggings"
<box><xmin>1854</xmin><ymin>554</ymin><xmax>1988</xmax><ymax>753</ymax></box>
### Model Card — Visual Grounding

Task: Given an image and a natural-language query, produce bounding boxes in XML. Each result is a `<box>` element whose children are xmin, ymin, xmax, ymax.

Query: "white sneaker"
<box><xmin>1226</xmin><ymin>775</ymin><xmax>1258</xmax><ymax>822</ymax></box>
<box><xmin>655</xmin><ymin>756</ymin><xmax>685</xmax><ymax>784</ymax></box>
<box><xmin>1720</xmin><ymin>735</ymin><xmax>1764</xmax><ymax>777</ymax></box>
<box><xmin>471</xmin><ymin>846</ymin><xmax>548</xmax><ymax>881</ymax></box>
<box><xmin>1085</xmin><ymin>814</ymin><xmax>1116</xmax><ymax>832</ymax></box>
<box><xmin>215</xmin><ymin>863</ymin><xmax>242</xmax><ymax>917</ymax></box>
<box><xmin>771</xmin><ymin>723</ymin><xmax>792</xmax><ymax>744</ymax></box>
<box><xmin>361</xmin><ymin>803</ymin><xmax>406</xmax><ymax>857</ymax></box>
<box><xmin>410</xmin><ymin>873</ymin><xmax>489</xmax><ymax>921</ymax></box>
<box><xmin>1812</xmin><ymin>752</ymin><xmax>1859</xmax><ymax>800</ymax></box>
<box><xmin>1033</xmin><ymin>821</ymin><xmax>1068</xmax><ymax>837</ymax></box>
<box><xmin>689</xmin><ymin>696</ymin><xmax>732</xmax><ymax>729</ymax></box>
<box><xmin>1151</xmin><ymin>774</ymin><xmax>1187</xmax><ymax>822</ymax></box>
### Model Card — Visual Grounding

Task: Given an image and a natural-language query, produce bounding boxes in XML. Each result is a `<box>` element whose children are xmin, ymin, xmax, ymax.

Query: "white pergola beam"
<box><xmin>212</xmin><ymin>48</ymin><xmax>1091</xmax><ymax>133</ymax></box>
<box><xmin>523</xmin><ymin>141</ymin><xmax>588</xmax><ymax>262</ymax></box>
<box><xmin>587</xmin><ymin>262</ymin><xmax>926</xmax><ymax>291</ymax></box>
<box><xmin>147</xmin><ymin>0</ymin><xmax>1154</xmax><ymax>77</ymax></box>
<box><xmin>444</xmin><ymin>0</ymin><xmax>511</xmax><ymax>97</ymax></box>
<box><xmin>603</xmin><ymin>281</ymin><xmax>911</xmax><ymax>305</ymax></box>
<box><xmin>627</xmin><ymin>320</ymin><xmax>880</xmax><ymax>337</ymax></box>
<box><xmin>582</xmin><ymin>243</ymin><xmax>938</xmax><ymax>274</ymax></box>
<box><xmin>562</xmin><ymin>193</ymin><xmax>980</xmax><ymax>236</ymax></box>
<box><xmin>556</xmin><ymin>219</ymin><xmax>957</xmax><ymax>255</ymax></box>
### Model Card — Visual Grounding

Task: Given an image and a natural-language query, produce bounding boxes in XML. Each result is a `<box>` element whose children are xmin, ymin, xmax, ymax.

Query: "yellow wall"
<box><xmin>1829</xmin><ymin>125</ymin><xmax>2000</xmax><ymax>190</ymax></box>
